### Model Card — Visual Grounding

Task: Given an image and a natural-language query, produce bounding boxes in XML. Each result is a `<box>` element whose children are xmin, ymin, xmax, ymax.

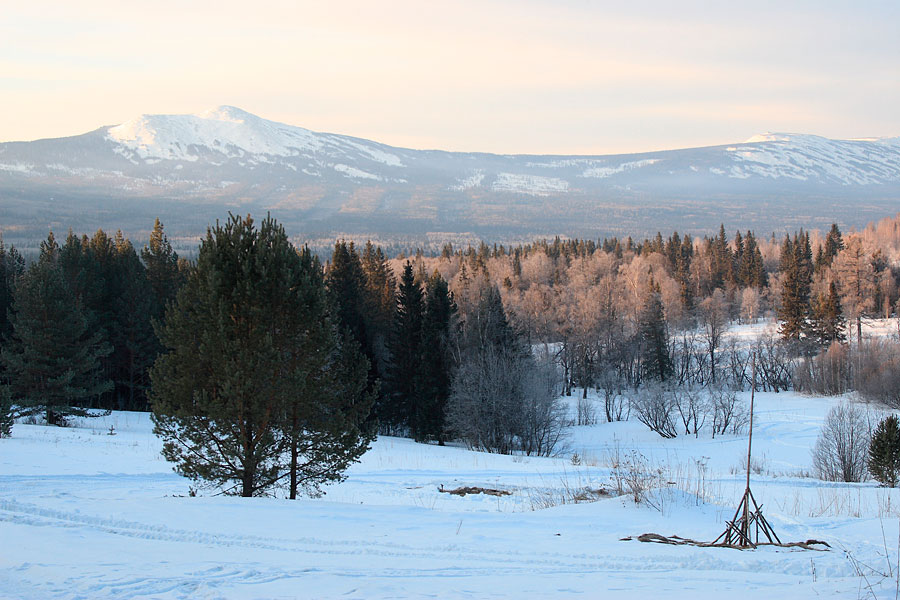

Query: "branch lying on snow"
<box><xmin>439</xmin><ymin>485</ymin><xmax>512</xmax><ymax>497</ymax></box>
<box><xmin>620</xmin><ymin>533</ymin><xmax>831</xmax><ymax>551</ymax></box>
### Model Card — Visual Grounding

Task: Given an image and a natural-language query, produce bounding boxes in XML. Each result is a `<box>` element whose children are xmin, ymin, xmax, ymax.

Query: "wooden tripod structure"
<box><xmin>712</xmin><ymin>352</ymin><xmax>781</xmax><ymax>548</ymax></box>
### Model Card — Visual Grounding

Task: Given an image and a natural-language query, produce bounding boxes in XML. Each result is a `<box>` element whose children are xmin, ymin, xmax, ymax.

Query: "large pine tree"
<box><xmin>151</xmin><ymin>215</ymin><xmax>371</xmax><ymax>497</ymax></box>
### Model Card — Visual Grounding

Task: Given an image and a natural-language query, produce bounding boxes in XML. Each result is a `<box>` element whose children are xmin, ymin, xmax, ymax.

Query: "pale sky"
<box><xmin>2</xmin><ymin>0</ymin><xmax>899</xmax><ymax>154</ymax></box>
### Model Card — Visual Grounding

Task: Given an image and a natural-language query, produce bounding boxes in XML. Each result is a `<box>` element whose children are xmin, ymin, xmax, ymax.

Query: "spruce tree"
<box><xmin>326</xmin><ymin>241</ymin><xmax>382</xmax><ymax>420</ymax></box>
<box><xmin>778</xmin><ymin>232</ymin><xmax>813</xmax><ymax>344</ymax></box>
<box><xmin>111</xmin><ymin>236</ymin><xmax>157</xmax><ymax>410</ymax></box>
<box><xmin>869</xmin><ymin>415</ymin><xmax>900</xmax><ymax>487</ymax></box>
<box><xmin>360</xmin><ymin>241</ymin><xmax>396</xmax><ymax>375</ymax></box>
<box><xmin>1</xmin><ymin>252</ymin><xmax>112</xmax><ymax>425</ymax></box>
<box><xmin>638</xmin><ymin>277</ymin><xmax>672</xmax><ymax>382</ymax></box>
<box><xmin>151</xmin><ymin>214</ymin><xmax>371</xmax><ymax>497</ymax></box>
<box><xmin>417</xmin><ymin>271</ymin><xmax>457</xmax><ymax>443</ymax></box>
<box><xmin>385</xmin><ymin>261</ymin><xmax>424</xmax><ymax>436</ymax></box>
<box><xmin>811</xmin><ymin>281</ymin><xmax>846</xmax><ymax>347</ymax></box>
<box><xmin>141</xmin><ymin>218</ymin><xmax>183</xmax><ymax>321</ymax></box>
<box><xmin>823</xmin><ymin>223</ymin><xmax>844</xmax><ymax>266</ymax></box>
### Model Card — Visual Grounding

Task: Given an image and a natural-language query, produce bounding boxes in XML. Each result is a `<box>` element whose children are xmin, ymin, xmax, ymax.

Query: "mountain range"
<box><xmin>2</xmin><ymin>106</ymin><xmax>899</xmax><ymax>250</ymax></box>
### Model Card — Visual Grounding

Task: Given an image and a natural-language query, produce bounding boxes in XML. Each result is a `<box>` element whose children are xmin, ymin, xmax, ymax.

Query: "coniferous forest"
<box><xmin>2</xmin><ymin>212</ymin><xmax>900</xmax><ymax>494</ymax></box>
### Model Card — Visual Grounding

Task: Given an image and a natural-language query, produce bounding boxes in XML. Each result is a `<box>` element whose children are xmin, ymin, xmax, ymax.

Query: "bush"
<box><xmin>629</xmin><ymin>383</ymin><xmax>678</xmax><ymax>438</ymax></box>
<box><xmin>793</xmin><ymin>341</ymin><xmax>850</xmax><ymax>396</ymax></box>
<box><xmin>812</xmin><ymin>402</ymin><xmax>871</xmax><ymax>482</ymax></box>
<box><xmin>448</xmin><ymin>348</ymin><xmax>566</xmax><ymax>456</ymax></box>
<box><xmin>855</xmin><ymin>340</ymin><xmax>900</xmax><ymax>408</ymax></box>
<box><xmin>709</xmin><ymin>386</ymin><xmax>749</xmax><ymax>438</ymax></box>
<box><xmin>868</xmin><ymin>415</ymin><xmax>900</xmax><ymax>487</ymax></box>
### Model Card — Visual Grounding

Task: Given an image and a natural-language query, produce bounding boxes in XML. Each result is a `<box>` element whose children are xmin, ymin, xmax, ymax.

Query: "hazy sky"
<box><xmin>3</xmin><ymin>1</ymin><xmax>899</xmax><ymax>154</ymax></box>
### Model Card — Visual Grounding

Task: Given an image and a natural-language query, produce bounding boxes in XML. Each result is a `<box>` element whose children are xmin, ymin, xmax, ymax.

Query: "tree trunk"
<box><xmin>289</xmin><ymin>403</ymin><xmax>298</xmax><ymax>500</ymax></box>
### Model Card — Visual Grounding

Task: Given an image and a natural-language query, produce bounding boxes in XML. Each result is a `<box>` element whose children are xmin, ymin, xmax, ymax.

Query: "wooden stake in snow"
<box><xmin>712</xmin><ymin>351</ymin><xmax>780</xmax><ymax>548</ymax></box>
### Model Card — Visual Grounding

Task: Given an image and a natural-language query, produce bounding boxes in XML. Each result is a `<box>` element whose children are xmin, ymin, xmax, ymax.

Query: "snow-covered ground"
<box><xmin>2</xmin><ymin>390</ymin><xmax>899</xmax><ymax>599</ymax></box>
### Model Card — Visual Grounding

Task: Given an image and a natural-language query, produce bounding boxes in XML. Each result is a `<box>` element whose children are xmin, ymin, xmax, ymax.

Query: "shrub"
<box><xmin>629</xmin><ymin>382</ymin><xmax>677</xmax><ymax>438</ymax></box>
<box><xmin>793</xmin><ymin>341</ymin><xmax>849</xmax><ymax>396</ymax></box>
<box><xmin>855</xmin><ymin>340</ymin><xmax>900</xmax><ymax>408</ymax></box>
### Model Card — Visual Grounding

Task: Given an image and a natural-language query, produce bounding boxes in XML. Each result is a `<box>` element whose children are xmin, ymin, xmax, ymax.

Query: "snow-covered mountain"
<box><xmin>1</xmin><ymin>106</ymin><xmax>899</xmax><ymax>247</ymax></box>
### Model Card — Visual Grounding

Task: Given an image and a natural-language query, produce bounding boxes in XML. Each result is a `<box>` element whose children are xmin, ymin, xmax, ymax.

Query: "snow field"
<box><xmin>2</xmin><ymin>390</ymin><xmax>899</xmax><ymax>598</ymax></box>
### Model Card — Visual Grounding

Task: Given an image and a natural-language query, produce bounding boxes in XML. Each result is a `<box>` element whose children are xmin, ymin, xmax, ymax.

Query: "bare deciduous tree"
<box><xmin>812</xmin><ymin>402</ymin><xmax>872</xmax><ymax>483</ymax></box>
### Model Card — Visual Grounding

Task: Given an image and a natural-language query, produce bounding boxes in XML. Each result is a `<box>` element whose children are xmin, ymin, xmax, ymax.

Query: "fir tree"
<box><xmin>111</xmin><ymin>236</ymin><xmax>157</xmax><ymax>409</ymax></box>
<box><xmin>141</xmin><ymin>218</ymin><xmax>183</xmax><ymax>321</ymax></box>
<box><xmin>417</xmin><ymin>271</ymin><xmax>457</xmax><ymax>443</ymax></box>
<box><xmin>869</xmin><ymin>415</ymin><xmax>900</xmax><ymax>487</ymax></box>
<box><xmin>385</xmin><ymin>261</ymin><xmax>424</xmax><ymax>436</ymax></box>
<box><xmin>778</xmin><ymin>232</ymin><xmax>813</xmax><ymax>344</ymax></box>
<box><xmin>1</xmin><ymin>255</ymin><xmax>112</xmax><ymax>426</ymax></box>
<box><xmin>811</xmin><ymin>281</ymin><xmax>846</xmax><ymax>347</ymax></box>
<box><xmin>823</xmin><ymin>223</ymin><xmax>844</xmax><ymax>266</ymax></box>
<box><xmin>360</xmin><ymin>241</ymin><xmax>396</xmax><ymax>376</ymax></box>
<box><xmin>638</xmin><ymin>277</ymin><xmax>672</xmax><ymax>382</ymax></box>
<box><xmin>326</xmin><ymin>241</ymin><xmax>382</xmax><ymax>417</ymax></box>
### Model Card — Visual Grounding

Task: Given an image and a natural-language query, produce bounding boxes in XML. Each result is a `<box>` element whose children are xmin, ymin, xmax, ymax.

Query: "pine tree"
<box><xmin>151</xmin><ymin>214</ymin><xmax>371</xmax><ymax>497</ymax></box>
<box><xmin>385</xmin><ymin>261</ymin><xmax>424</xmax><ymax>436</ymax></box>
<box><xmin>417</xmin><ymin>271</ymin><xmax>457</xmax><ymax>443</ymax></box>
<box><xmin>1</xmin><ymin>254</ymin><xmax>112</xmax><ymax>426</ymax></box>
<box><xmin>869</xmin><ymin>415</ymin><xmax>900</xmax><ymax>487</ymax></box>
<box><xmin>638</xmin><ymin>277</ymin><xmax>672</xmax><ymax>382</ymax></box>
<box><xmin>279</xmin><ymin>246</ymin><xmax>373</xmax><ymax>499</ymax></box>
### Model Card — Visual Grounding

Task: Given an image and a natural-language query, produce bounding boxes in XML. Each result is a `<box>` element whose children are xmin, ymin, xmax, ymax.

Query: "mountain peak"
<box><xmin>105</xmin><ymin>106</ymin><xmax>323</xmax><ymax>162</ymax></box>
<box><xmin>195</xmin><ymin>105</ymin><xmax>259</xmax><ymax>123</ymax></box>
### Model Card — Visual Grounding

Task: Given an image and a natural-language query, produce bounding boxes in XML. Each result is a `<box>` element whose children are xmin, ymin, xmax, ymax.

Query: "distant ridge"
<box><xmin>1</xmin><ymin>107</ymin><xmax>899</xmax><ymax>248</ymax></box>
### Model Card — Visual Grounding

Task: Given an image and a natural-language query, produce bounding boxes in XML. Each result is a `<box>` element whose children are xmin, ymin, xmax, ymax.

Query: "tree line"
<box><xmin>2</xmin><ymin>212</ymin><xmax>900</xmax><ymax>490</ymax></box>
